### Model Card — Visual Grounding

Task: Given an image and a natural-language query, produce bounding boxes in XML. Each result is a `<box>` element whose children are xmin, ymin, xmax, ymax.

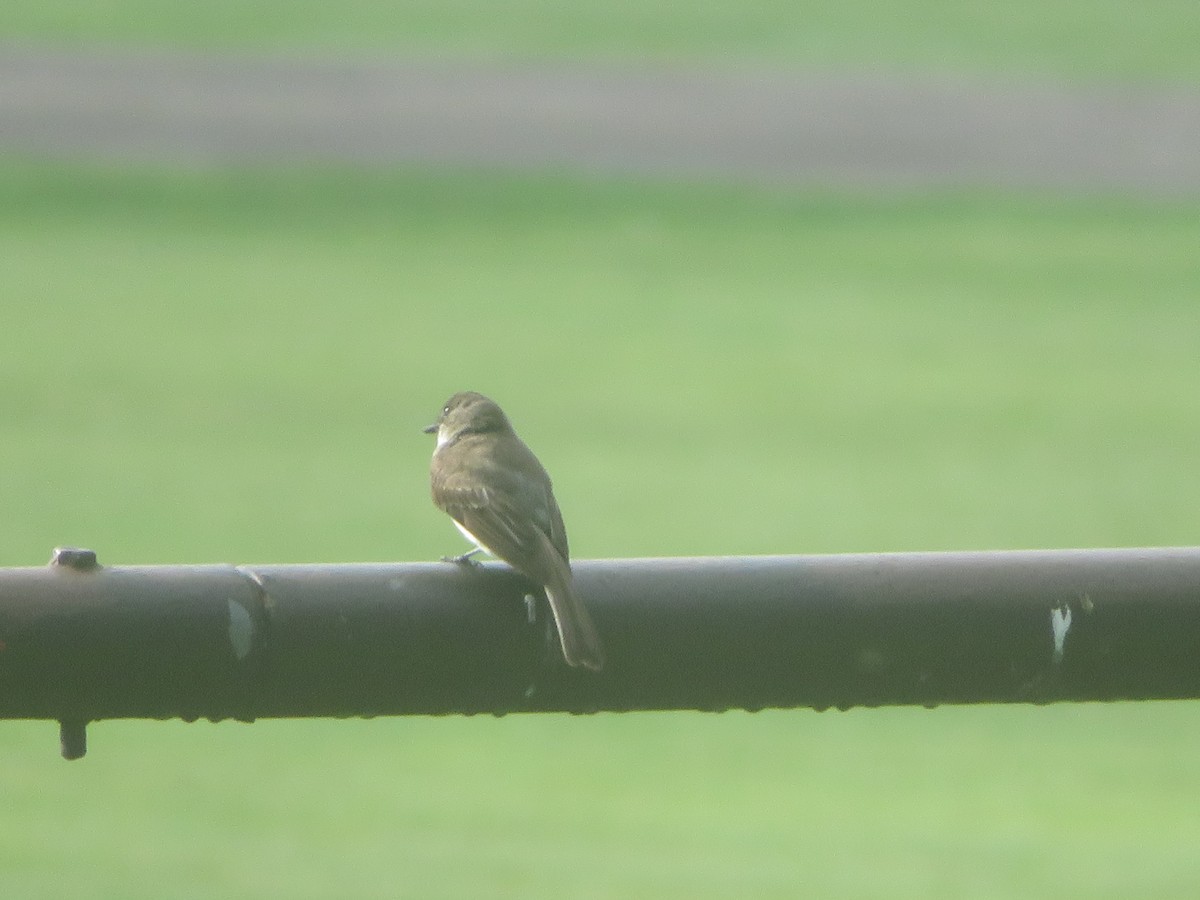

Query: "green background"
<box><xmin>3</xmin><ymin>7</ymin><xmax>1200</xmax><ymax>898</ymax></box>
<box><xmin>4</xmin><ymin>0</ymin><xmax>1200</xmax><ymax>78</ymax></box>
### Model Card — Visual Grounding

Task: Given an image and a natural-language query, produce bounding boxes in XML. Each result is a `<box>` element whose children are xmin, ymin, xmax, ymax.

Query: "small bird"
<box><xmin>424</xmin><ymin>392</ymin><xmax>605</xmax><ymax>671</ymax></box>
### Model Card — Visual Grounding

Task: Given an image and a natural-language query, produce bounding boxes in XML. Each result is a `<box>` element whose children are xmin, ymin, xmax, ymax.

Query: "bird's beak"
<box><xmin>422</xmin><ymin>423</ymin><xmax>438</xmax><ymax>435</ymax></box>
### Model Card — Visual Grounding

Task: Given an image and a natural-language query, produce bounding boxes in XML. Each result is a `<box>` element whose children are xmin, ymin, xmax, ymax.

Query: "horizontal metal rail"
<box><xmin>3</xmin><ymin>546</ymin><xmax>1200</xmax><ymax>758</ymax></box>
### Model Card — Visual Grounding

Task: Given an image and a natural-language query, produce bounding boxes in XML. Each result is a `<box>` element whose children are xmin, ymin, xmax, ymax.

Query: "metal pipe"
<box><xmin>3</xmin><ymin>546</ymin><xmax>1199</xmax><ymax>757</ymax></box>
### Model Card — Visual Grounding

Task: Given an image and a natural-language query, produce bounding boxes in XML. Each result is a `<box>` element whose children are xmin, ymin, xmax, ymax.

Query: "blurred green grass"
<box><xmin>2</xmin><ymin>163</ymin><xmax>1200</xmax><ymax>898</ymax></box>
<box><xmin>3</xmin><ymin>1</ymin><xmax>1199</xmax><ymax>79</ymax></box>
<box><xmin>4</xmin><ymin>705</ymin><xmax>1200</xmax><ymax>899</ymax></box>
<box><xmin>4</xmin><ymin>165</ymin><xmax>1198</xmax><ymax>564</ymax></box>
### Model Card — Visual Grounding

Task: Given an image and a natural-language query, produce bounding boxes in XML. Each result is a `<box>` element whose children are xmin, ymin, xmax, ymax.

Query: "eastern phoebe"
<box><xmin>424</xmin><ymin>392</ymin><xmax>606</xmax><ymax>671</ymax></box>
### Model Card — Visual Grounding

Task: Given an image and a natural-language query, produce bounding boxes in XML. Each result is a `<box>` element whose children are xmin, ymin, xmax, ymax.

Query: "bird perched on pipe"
<box><xmin>424</xmin><ymin>391</ymin><xmax>606</xmax><ymax>671</ymax></box>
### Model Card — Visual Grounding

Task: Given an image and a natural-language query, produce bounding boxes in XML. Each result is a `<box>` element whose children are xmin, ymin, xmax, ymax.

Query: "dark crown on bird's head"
<box><xmin>431</xmin><ymin>391</ymin><xmax>513</xmax><ymax>438</ymax></box>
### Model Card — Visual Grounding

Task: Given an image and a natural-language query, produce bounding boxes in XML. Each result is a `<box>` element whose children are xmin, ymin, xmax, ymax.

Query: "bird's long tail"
<box><xmin>544</xmin><ymin>575</ymin><xmax>606</xmax><ymax>671</ymax></box>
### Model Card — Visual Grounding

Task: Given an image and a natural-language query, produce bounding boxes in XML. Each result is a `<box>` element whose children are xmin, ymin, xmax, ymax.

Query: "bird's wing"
<box><xmin>546</xmin><ymin>492</ymin><xmax>569</xmax><ymax>561</ymax></box>
<box><xmin>435</xmin><ymin>480</ymin><xmax>523</xmax><ymax>552</ymax></box>
<box><xmin>434</xmin><ymin>475</ymin><xmax>565</xmax><ymax>584</ymax></box>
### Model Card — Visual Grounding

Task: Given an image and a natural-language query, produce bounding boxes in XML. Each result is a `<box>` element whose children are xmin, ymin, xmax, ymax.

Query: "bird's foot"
<box><xmin>440</xmin><ymin>549</ymin><xmax>482</xmax><ymax>566</ymax></box>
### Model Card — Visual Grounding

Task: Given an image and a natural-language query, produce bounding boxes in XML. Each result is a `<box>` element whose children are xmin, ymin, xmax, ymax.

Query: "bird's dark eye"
<box><xmin>443</xmin><ymin>406</ymin><xmax>450</xmax><ymax>415</ymax></box>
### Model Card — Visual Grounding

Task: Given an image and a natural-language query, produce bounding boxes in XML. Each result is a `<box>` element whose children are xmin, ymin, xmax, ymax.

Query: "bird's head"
<box><xmin>423</xmin><ymin>391</ymin><xmax>512</xmax><ymax>448</ymax></box>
